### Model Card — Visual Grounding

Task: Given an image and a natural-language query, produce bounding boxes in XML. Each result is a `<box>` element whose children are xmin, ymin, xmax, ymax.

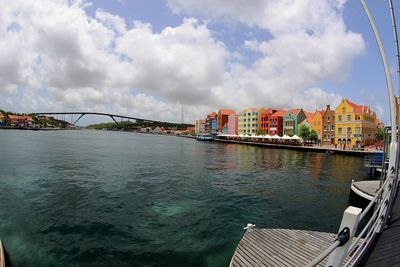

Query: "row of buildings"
<box><xmin>0</xmin><ymin>113</ymin><xmax>34</xmax><ymax>127</ymax></box>
<box><xmin>195</xmin><ymin>98</ymin><xmax>383</xmax><ymax>146</ymax></box>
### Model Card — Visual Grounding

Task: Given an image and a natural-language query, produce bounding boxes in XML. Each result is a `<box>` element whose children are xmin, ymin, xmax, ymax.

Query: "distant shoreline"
<box><xmin>0</xmin><ymin>127</ymin><xmax>78</xmax><ymax>131</ymax></box>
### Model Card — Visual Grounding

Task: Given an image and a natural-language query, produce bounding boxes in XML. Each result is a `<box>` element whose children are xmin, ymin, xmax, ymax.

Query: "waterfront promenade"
<box><xmin>212</xmin><ymin>138</ymin><xmax>378</xmax><ymax>157</ymax></box>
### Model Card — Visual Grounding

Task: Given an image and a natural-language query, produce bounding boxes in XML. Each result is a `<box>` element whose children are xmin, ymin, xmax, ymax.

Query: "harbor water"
<box><xmin>0</xmin><ymin>130</ymin><xmax>370</xmax><ymax>267</ymax></box>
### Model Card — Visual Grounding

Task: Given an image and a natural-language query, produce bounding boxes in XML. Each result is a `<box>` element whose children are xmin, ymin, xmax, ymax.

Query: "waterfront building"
<box><xmin>195</xmin><ymin>119</ymin><xmax>205</xmax><ymax>135</ymax></box>
<box><xmin>217</xmin><ymin>109</ymin><xmax>235</xmax><ymax>133</ymax></box>
<box><xmin>334</xmin><ymin>98</ymin><xmax>377</xmax><ymax>146</ymax></box>
<box><xmin>8</xmin><ymin>115</ymin><xmax>33</xmax><ymax>127</ymax></box>
<box><xmin>0</xmin><ymin>113</ymin><xmax>4</xmax><ymax>126</ymax></box>
<box><xmin>322</xmin><ymin>105</ymin><xmax>335</xmax><ymax>145</ymax></box>
<box><xmin>227</xmin><ymin>113</ymin><xmax>238</xmax><ymax>135</ymax></box>
<box><xmin>259</xmin><ymin>108</ymin><xmax>278</xmax><ymax>134</ymax></box>
<box><xmin>269</xmin><ymin>110</ymin><xmax>286</xmax><ymax>136</ymax></box>
<box><xmin>283</xmin><ymin>109</ymin><xmax>306</xmax><ymax>136</ymax></box>
<box><xmin>211</xmin><ymin>118</ymin><xmax>218</xmax><ymax>135</ymax></box>
<box><xmin>238</xmin><ymin>108</ymin><xmax>258</xmax><ymax>135</ymax></box>
<box><xmin>311</xmin><ymin>110</ymin><xmax>324</xmax><ymax>142</ymax></box>
<box><xmin>205</xmin><ymin>112</ymin><xmax>216</xmax><ymax>134</ymax></box>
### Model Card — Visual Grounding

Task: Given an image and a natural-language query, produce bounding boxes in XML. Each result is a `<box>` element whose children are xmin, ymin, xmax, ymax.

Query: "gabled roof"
<box><xmin>271</xmin><ymin>110</ymin><xmax>287</xmax><ymax>117</ymax></box>
<box><xmin>344</xmin><ymin>98</ymin><xmax>371</xmax><ymax>113</ymax></box>
<box><xmin>284</xmin><ymin>109</ymin><xmax>302</xmax><ymax>116</ymax></box>
<box><xmin>208</xmin><ymin>112</ymin><xmax>217</xmax><ymax>118</ymax></box>
<box><xmin>218</xmin><ymin>109</ymin><xmax>236</xmax><ymax>115</ymax></box>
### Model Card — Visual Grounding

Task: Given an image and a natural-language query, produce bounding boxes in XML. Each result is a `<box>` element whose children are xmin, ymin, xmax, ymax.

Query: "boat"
<box><xmin>196</xmin><ymin>134</ymin><xmax>213</xmax><ymax>141</ymax></box>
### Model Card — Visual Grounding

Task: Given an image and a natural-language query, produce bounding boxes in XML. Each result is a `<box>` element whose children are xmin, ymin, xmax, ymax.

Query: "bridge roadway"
<box><xmin>363</xmin><ymin>185</ymin><xmax>400</xmax><ymax>266</ymax></box>
<box><xmin>35</xmin><ymin>112</ymin><xmax>161</xmax><ymax>125</ymax></box>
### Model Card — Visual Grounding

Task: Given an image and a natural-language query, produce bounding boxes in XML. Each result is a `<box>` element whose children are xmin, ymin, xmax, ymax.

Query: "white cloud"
<box><xmin>0</xmin><ymin>0</ymin><xmax>365</xmax><ymax>123</ymax></box>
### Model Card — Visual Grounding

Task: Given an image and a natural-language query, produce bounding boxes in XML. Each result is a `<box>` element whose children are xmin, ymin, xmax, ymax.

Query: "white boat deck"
<box><xmin>351</xmin><ymin>180</ymin><xmax>381</xmax><ymax>201</ymax></box>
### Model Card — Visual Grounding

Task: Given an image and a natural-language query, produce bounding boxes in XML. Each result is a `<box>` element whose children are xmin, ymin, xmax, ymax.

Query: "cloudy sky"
<box><xmin>0</xmin><ymin>0</ymin><xmax>399</xmax><ymax>125</ymax></box>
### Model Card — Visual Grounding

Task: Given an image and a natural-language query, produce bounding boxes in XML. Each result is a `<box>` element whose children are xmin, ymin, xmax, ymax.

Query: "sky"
<box><xmin>0</xmin><ymin>0</ymin><xmax>399</xmax><ymax>125</ymax></box>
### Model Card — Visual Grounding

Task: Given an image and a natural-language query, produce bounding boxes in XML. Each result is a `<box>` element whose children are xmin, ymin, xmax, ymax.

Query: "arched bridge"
<box><xmin>35</xmin><ymin>112</ymin><xmax>161</xmax><ymax>125</ymax></box>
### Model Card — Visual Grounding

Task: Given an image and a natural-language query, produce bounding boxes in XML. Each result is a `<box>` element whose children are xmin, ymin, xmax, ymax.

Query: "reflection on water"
<box><xmin>0</xmin><ymin>130</ymin><xmax>370</xmax><ymax>267</ymax></box>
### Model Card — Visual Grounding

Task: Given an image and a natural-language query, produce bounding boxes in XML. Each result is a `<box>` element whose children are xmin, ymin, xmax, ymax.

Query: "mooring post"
<box><xmin>326</xmin><ymin>206</ymin><xmax>362</xmax><ymax>267</ymax></box>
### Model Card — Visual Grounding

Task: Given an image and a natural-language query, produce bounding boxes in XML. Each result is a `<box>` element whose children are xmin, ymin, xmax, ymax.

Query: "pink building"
<box><xmin>227</xmin><ymin>113</ymin><xmax>238</xmax><ymax>135</ymax></box>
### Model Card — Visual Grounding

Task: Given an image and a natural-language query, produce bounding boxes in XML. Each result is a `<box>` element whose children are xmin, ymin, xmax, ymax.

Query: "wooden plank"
<box><xmin>230</xmin><ymin>228</ymin><xmax>360</xmax><ymax>267</ymax></box>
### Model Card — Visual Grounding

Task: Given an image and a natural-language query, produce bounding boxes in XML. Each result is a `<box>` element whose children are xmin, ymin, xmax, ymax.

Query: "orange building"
<box><xmin>217</xmin><ymin>109</ymin><xmax>235</xmax><ymax>133</ymax></box>
<box><xmin>259</xmin><ymin>108</ymin><xmax>277</xmax><ymax>133</ymax></box>
<box><xmin>311</xmin><ymin>110</ymin><xmax>324</xmax><ymax>141</ymax></box>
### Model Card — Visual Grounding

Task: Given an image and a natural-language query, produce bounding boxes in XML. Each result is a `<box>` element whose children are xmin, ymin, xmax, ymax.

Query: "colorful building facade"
<box><xmin>335</xmin><ymin>98</ymin><xmax>377</xmax><ymax>146</ymax></box>
<box><xmin>259</xmin><ymin>108</ymin><xmax>277</xmax><ymax>134</ymax></box>
<box><xmin>217</xmin><ymin>109</ymin><xmax>235</xmax><ymax>133</ymax></box>
<box><xmin>227</xmin><ymin>113</ymin><xmax>238</xmax><ymax>135</ymax></box>
<box><xmin>322</xmin><ymin>105</ymin><xmax>335</xmax><ymax>145</ymax></box>
<box><xmin>283</xmin><ymin>109</ymin><xmax>306</xmax><ymax>136</ymax></box>
<box><xmin>311</xmin><ymin>110</ymin><xmax>324</xmax><ymax>141</ymax></box>
<box><xmin>211</xmin><ymin>119</ymin><xmax>218</xmax><ymax>135</ymax></box>
<box><xmin>205</xmin><ymin>112</ymin><xmax>216</xmax><ymax>134</ymax></box>
<box><xmin>269</xmin><ymin>110</ymin><xmax>286</xmax><ymax>136</ymax></box>
<box><xmin>238</xmin><ymin>108</ymin><xmax>258</xmax><ymax>135</ymax></box>
<box><xmin>195</xmin><ymin>119</ymin><xmax>205</xmax><ymax>135</ymax></box>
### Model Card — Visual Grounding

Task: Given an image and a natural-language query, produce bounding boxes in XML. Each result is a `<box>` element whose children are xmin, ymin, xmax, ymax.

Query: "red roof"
<box><xmin>8</xmin><ymin>115</ymin><xmax>33</xmax><ymax>121</ymax></box>
<box><xmin>218</xmin><ymin>109</ymin><xmax>235</xmax><ymax>115</ymax></box>
<box><xmin>285</xmin><ymin>109</ymin><xmax>302</xmax><ymax>115</ymax></box>
<box><xmin>208</xmin><ymin>112</ymin><xmax>217</xmax><ymax>118</ymax></box>
<box><xmin>345</xmin><ymin>99</ymin><xmax>370</xmax><ymax>113</ymax></box>
<box><xmin>271</xmin><ymin>110</ymin><xmax>287</xmax><ymax>117</ymax></box>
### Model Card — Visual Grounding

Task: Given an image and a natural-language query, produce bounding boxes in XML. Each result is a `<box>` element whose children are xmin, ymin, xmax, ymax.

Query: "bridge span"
<box><xmin>35</xmin><ymin>112</ymin><xmax>162</xmax><ymax>125</ymax></box>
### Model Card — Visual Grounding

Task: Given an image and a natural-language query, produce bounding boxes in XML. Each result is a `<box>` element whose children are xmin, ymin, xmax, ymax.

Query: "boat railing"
<box><xmin>305</xmin><ymin>127</ymin><xmax>400</xmax><ymax>267</ymax></box>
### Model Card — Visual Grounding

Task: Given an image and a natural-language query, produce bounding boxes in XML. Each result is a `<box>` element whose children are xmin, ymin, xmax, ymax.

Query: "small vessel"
<box><xmin>0</xmin><ymin>239</ymin><xmax>5</xmax><ymax>267</ymax></box>
<box><xmin>196</xmin><ymin>134</ymin><xmax>213</xmax><ymax>141</ymax></box>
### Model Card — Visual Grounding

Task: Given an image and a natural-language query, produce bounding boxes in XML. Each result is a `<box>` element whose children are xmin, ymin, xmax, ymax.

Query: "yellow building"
<box><xmin>238</xmin><ymin>108</ymin><xmax>258</xmax><ymax>135</ymax></box>
<box><xmin>335</xmin><ymin>98</ymin><xmax>377</xmax><ymax>147</ymax></box>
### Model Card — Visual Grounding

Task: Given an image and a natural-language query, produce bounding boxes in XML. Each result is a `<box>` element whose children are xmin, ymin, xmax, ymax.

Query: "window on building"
<box><xmin>338</xmin><ymin>127</ymin><xmax>342</xmax><ymax>134</ymax></box>
<box><xmin>327</xmin><ymin>116</ymin><xmax>330</xmax><ymax>122</ymax></box>
<box><xmin>318</xmin><ymin>121</ymin><xmax>320</xmax><ymax>126</ymax></box>
<box><xmin>331</xmin><ymin>125</ymin><xmax>334</xmax><ymax>130</ymax></box>
<box><xmin>338</xmin><ymin>115</ymin><xmax>342</xmax><ymax>121</ymax></box>
<box><xmin>342</xmin><ymin>107</ymin><xmax>346</xmax><ymax>113</ymax></box>
<box><xmin>347</xmin><ymin>115</ymin><xmax>351</xmax><ymax>121</ymax></box>
<box><xmin>355</xmin><ymin>128</ymin><xmax>361</xmax><ymax>134</ymax></box>
<box><xmin>347</xmin><ymin>127</ymin><xmax>352</xmax><ymax>133</ymax></box>
<box><xmin>314</xmin><ymin>122</ymin><xmax>316</xmax><ymax>126</ymax></box>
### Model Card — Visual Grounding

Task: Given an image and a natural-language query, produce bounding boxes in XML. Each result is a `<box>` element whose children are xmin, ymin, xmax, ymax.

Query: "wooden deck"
<box><xmin>351</xmin><ymin>180</ymin><xmax>380</xmax><ymax>201</ymax></box>
<box><xmin>230</xmin><ymin>228</ymin><xmax>355</xmax><ymax>267</ymax></box>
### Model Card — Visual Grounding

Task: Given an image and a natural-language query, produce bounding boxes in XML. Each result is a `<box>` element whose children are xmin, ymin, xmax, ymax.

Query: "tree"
<box><xmin>310</xmin><ymin>129</ymin><xmax>319</xmax><ymax>143</ymax></box>
<box><xmin>376</xmin><ymin>128</ymin><xmax>384</xmax><ymax>140</ymax></box>
<box><xmin>286</xmin><ymin>130</ymin><xmax>294</xmax><ymax>137</ymax></box>
<box><xmin>299</xmin><ymin>124</ymin><xmax>310</xmax><ymax>140</ymax></box>
<box><xmin>257</xmin><ymin>129</ymin><xmax>266</xmax><ymax>135</ymax></box>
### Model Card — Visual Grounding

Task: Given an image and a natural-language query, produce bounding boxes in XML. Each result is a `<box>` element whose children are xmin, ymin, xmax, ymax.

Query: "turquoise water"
<box><xmin>0</xmin><ymin>130</ymin><xmax>369</xmax><ymax>267</ymax></box>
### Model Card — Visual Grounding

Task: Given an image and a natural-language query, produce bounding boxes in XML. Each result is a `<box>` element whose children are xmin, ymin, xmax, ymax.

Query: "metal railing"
<box><xmin>306</xmin><ymin>126</ymin><xmax>399</xmax><ymax>267</ymax></box>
